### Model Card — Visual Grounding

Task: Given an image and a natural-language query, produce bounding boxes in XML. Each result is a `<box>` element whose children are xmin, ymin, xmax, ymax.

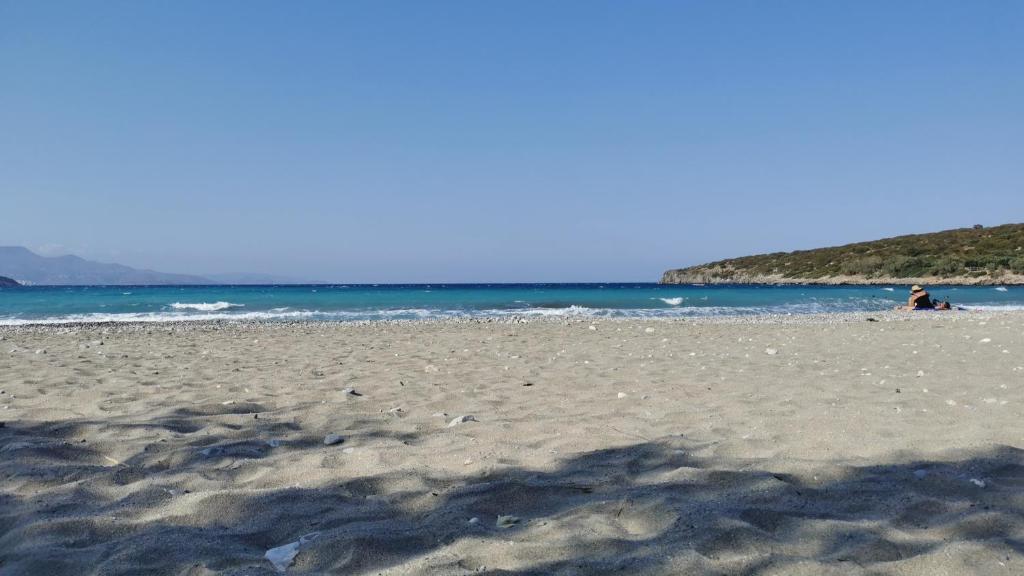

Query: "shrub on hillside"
<box><xmin>882</xmin><ymin>256</ymin><xmax>929</xmax><ymax>278</ymax></box>
<box><xmin>840</xmin><ymin>256</ymin><xmax>883</xmax><ymax>276</ymax></box>
<box><xmin>929</xmin><ymin>256</ymin><xmax>965</xmax><ymax>276</ymax></box>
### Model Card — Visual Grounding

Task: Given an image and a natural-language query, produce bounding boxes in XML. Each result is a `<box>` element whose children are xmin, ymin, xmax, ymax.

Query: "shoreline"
<box><xmin>1</xmin><ymin>308</ymin><xmax>1018</xmax><ymax>332</ymax></box>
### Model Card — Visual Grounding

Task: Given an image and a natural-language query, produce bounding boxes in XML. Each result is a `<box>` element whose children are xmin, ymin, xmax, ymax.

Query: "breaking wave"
<box><xmin>0</xmin><ymin>302</ymin><xmax>904</xmax><ymax>325</ymax></box>
<box><xmin>170</xmin><ymin>302</ymin><xmax>244</xmax><ymax>311</ymax></box>
<box><xmin>958</xmin><ymin>304</ymin><xmax>1024</xmax><ymax>311</ymax></box>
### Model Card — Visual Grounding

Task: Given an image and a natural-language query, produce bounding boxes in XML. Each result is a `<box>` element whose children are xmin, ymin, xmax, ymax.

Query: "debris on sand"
<box><xmin>496</xmin><ymin>515</ymin><xmax>520</xmax><ymax>528</ymax></box>
<box><xmin>448</xmin><ymin>415</ymin><xmax>477</xmax><ymax>427</ymax></box>
<box><xmin>265</xmin><ymin>532</ymin><xmax>320</xmax><ymax>573</ymax></box>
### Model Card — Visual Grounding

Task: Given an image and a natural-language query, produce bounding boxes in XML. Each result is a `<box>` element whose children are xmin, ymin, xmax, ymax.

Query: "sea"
<box><xmin>1</xmin><ymin>283</ymin><xmax>1023</xmax><ymax>325</ymax></box>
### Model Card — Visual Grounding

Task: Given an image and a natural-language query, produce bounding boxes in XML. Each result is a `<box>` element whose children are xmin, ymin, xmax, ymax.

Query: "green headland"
<box><xmin>662</xmin><ymin>223</ymin><xmax>1024</xmax><ymax>285</ymax></box>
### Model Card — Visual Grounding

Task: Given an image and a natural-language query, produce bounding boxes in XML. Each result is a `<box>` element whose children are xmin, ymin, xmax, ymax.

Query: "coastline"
<box><xmin>0</xmin><ymin>308</ymin><xmax>1015</xmax><ymax>332</ymax></box>
<box><xmin>3</xmin><ymin>312</ymin><xmax>1024</xmax><ymax>574</ymax></box>
<box><xmin>660</xmin><ymin>271</ymin><xmax>1024</xmax><ymax>286</ymax></box>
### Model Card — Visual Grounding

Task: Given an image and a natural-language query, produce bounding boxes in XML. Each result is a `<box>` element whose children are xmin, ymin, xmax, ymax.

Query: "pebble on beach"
<box><xmin>324</xmin><ymin>434</ymin><xmax>345</xmax><ymax>446</ymax></box>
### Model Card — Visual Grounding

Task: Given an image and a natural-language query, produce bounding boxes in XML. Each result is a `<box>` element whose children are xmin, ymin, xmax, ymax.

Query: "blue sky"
<box><xmin>2</xmin><ymin>1</ymin><xmax>1022</xmax><ymax>282</ymax></box>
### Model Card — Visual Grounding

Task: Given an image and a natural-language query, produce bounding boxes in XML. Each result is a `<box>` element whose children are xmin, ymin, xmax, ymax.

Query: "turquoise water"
<box><xmin>1</xmin><ymin>284</ymin><xmax>1022</xmax><ymax>325</ymax></box>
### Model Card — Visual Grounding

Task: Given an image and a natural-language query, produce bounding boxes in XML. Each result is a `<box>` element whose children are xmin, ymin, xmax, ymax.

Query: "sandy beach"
<box><xmin>2</xmin><ymin>312</ymin><xmax>1023</xmax><ymax>575</ymax></box>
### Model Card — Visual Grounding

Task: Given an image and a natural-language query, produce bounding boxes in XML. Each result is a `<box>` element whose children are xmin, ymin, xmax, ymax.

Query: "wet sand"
<box><xmin>2</xmin><ymin>312</ymin><xmax>1023</xmax><ymax>575</ymax></box>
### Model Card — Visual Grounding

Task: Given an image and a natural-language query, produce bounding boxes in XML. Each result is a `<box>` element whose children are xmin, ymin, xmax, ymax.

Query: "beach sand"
<box><xmin>2</xmin><ymin>312</ymin><xmax>1023</xmax><ymax>575</ymax></box>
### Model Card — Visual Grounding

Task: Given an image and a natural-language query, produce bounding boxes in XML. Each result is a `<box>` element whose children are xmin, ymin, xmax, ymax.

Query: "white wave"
<box><xmin>7</xmin><ymin>298</ymin><xmax>1023</xmax><ymax>326</ymax></box>
<box><xmin>995</xmin><ymin>286</ymin><xmax>1009</xmax><ymax>292</ymax></box>
<box><xmin>959</xmin><ymin>304</ymin><xmax>1024</xmax><ymax>311</ymax></box>
<box><xmin>660</xmin><ymin>297</ymin><xmax>684</xmax><ymax>306</ymax></box>
<box><xmin>507</xmin><ymin>305</ymin><xmax>596</xmax><ymax>317</ymax></box>
<box><xmin>170</xmin><ymin>302</ymin><xmax>244</xmax><ymax>311</ymax></box>
<box><xmin>0</xmin><ymin>307</ymin><xmax>446</xmax><ymax>326</ymax></box>
<box><xmin>882</xmin><ymin>287</ymin><xmax>894</xmax><ymax>292</ymax></box>
<box><xmin>0</xmin><ymin>311</ymin><xmax>297</xmax><ymax>325</ymax></box>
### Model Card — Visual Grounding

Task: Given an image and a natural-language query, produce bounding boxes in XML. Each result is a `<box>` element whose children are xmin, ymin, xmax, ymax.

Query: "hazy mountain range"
<box><xmin>0</xmin><ymin>247</ymin><xmax>311</xmax><ymax>285</ymax></box>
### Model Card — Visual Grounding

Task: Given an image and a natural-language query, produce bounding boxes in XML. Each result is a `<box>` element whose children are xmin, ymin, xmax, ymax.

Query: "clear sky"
<box><xmin>2</xmin><ymin>1</ymin><xmax>1022</xmax><ymax>282</ymax></box>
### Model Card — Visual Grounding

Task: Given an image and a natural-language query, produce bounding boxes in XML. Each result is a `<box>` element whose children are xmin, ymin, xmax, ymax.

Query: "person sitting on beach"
<box><xmin>897</xmin><ymin>285</ymin><xmax>934</xmax><ymax>310</ymax></box>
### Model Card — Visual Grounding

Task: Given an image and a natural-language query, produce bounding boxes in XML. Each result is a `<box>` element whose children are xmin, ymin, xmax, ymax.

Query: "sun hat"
<box><xmin>911</xmin><ymin>284</ymin><xmax>923</xmax><ymax>292</ymax></box>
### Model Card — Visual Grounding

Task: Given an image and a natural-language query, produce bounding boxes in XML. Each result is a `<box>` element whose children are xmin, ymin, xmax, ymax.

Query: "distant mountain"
<box><xmin>662</xmin><ymin>223</ymin><xmax>1024</xmax><ymax>285</ymax></box>
<box><xmin>0</xmin><ymin>246</ymin><xmax>212</xmax><ymax>286</ymax></box>
<box><xmin>0</xmin><ymin>275</ymin><xmax>19</xmax><ymax>287</ymax></box>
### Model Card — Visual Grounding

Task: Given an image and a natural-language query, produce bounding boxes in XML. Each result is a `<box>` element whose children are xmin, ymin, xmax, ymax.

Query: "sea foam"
<box><xmin>660</xmin><ymin>297</ymin><xmax>684</xmax><ymax>306</ymax></box>
<box><xmin>170</xmin><ymin>302</ymin><xmax>244</xmax><ymax>311</ymax></box>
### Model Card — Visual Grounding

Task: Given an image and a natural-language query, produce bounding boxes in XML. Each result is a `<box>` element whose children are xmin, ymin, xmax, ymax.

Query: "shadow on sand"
<box><xmin>2</xmin><ymin>418</ymin><xmax>1023</xmax><ymax>575</ymax></box>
